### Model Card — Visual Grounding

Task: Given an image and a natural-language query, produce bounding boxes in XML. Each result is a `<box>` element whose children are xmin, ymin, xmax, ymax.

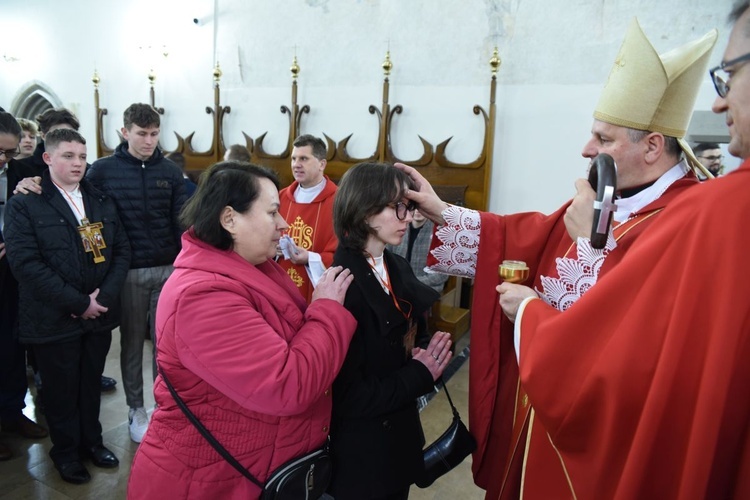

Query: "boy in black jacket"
<box><xmin>4</xmin><ymin>129</ymin><xmax>131</xmax><ymax>484</ymax></box>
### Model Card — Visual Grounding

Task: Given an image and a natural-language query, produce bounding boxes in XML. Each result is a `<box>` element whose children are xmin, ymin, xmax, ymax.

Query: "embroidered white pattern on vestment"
<box><xmin>538</xmin><ymin>232</ymin><xmax>617</xmax><ymax>311</ymax></box>
<box><xmin>428</xmin><ymin>206</ymin><xmax>480</xmax><ymax>278</ymax></box>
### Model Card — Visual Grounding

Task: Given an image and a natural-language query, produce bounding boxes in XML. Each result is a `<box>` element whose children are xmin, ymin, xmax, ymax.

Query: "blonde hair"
<box><xmin>17</xmin><ymin>118</ymin><xmax>39</xmax><ymax>136</ymax></box>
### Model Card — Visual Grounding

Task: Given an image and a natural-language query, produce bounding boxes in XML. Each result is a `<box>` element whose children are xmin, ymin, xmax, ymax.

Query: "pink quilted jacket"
<box><xmin>127</xmin><ymin>232</ymin><xmax>356</xmax><ymax>499</ymax></box>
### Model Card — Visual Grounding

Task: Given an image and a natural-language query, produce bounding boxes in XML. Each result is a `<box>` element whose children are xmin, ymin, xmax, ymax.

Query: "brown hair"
<box><xmin>123</xmin><ymin>103</ymin><xmax>160</xmax><ymax>130</ymax></box>
<box><xmin>333</xmin><ymin>162</ymin><xmax>416</xmax><ymax>251</ymax></box>
<box><xmin>293</xmin><ymin>134</ymin><xmax>327</xmax><ymax>160</ymax></box>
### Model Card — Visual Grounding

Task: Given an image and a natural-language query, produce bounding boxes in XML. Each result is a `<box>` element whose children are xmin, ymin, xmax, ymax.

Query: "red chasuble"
<box><xmin>278</xmin><ymin>177</ymin><xmax>338</xmax><ymax>303</ymax></box>
<box><xmin>517</xmin><ymin>161</ymin><xmax>750</xmax><ymax>499</ymax></box>
<box><xmin>467</xmin><ymin>176</ymin><xmax>697</xmax><ymax>499</ymax></box>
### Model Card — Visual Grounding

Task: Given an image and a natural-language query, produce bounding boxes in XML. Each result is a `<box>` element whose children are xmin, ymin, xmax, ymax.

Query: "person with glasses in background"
<box><xmin>327</xmin><ymin>162</ymin><xmax>452</xmax><ymax>499</ymax></box>
<box><xmin>491</xmin><ymin>2</ymin><xmax>750</xmax><ymax>497</ymax></box>
<box><xmin>694</xmin><ymin>142</ymin><xmax>725</xmax><ymax>178</ymax></box>
<box><xmin>0</xmin><ymin>111</ymin><xmax>48</xmax><ymax>462</ymax></box>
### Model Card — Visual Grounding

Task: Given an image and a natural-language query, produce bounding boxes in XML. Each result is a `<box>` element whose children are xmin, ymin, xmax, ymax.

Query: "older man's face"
<box><xmin>713</xmin><ymin>8</ymin><xmax>750</xmax><ymax>159</ymax></box>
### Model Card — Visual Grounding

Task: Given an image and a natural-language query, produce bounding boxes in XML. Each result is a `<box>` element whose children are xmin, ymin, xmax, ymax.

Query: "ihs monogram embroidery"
<box><xmin>287</xmin><ymin>216</ymin><xmax>313</xmax><ymax>250</ymax></box>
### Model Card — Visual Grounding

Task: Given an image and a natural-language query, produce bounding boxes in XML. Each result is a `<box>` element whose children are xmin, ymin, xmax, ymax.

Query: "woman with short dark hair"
<box><xmin>128</xmin><ymin>161</ymin><xmax>357</xmax><ymax>499</ymax></box>
<box><xmin>328</xmin><ymin>162</ymin><xmax>453</xmax><ymax>499</ymax></box>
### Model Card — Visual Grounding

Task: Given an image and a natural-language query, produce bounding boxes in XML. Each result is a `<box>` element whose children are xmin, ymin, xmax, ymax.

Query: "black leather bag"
<box><xmin>261</xmin><ymin>446</ymin><xmax>332</xmax><ymax>500</ymax></box>
<box><xmin>415</xmin><ymin>379</ymin><xmax>477</xmax><ymax>488</ymax></box>
<box><xmin>160</xmin><ymin>366</ymin><xmax>332</xmax><ymax>499</ymax></box>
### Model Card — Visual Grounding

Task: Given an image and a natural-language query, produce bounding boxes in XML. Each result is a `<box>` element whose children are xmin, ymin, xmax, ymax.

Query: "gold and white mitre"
<box><xmin>594</xmin><ymin>19</ymin><xmax>718</xmax><ymax>175</ymax></box>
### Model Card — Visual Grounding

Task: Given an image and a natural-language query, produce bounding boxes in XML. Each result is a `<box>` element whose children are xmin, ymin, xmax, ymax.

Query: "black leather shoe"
<box><xmin>100</xmin><ymin>376</ymin><xmax>117</xmax><ymax>392</ymax></box>
<box><xmin>56</xmin><ymin>461</ymin><xmax>91</xmax><ymax>484</ymax></box>
<box><xmin>85</xmin><ymin>445</ymin><xmax>119</xmax><ymax>468</ymax></box>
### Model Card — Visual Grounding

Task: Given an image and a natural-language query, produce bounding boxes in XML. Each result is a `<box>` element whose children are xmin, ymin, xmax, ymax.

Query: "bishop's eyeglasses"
<box><xmin>390</xmin><ymin>201</ymin><xmax>417</xmax><ymax>220</ymax></box>
<box><xmin>710</xmin><ymin>52</ymin><xmax>750</xmax><ymax>98</ymax></box>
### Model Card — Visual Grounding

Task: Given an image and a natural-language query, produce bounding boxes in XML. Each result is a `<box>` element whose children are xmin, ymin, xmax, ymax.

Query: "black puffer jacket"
<box><xmin>86</xmin><ymin>142</ymin><xmax>186</xmax><ymax>269</ymax></box>
<box><xmin>17</xmin><ymin>142</ymin><xmax>47</xmax><ymax>174</ymax></box>
<box><xmin>4</xmin><ymin>172</ymin><xmax>131</xmax><ymax>343</ymax></box>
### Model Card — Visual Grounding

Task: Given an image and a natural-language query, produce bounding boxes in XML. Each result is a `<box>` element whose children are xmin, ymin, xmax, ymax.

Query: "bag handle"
<box><xmin>159</xmin><ymin>365</ymin><xmax>264</xmax><ymax>489</ymax></box>
<box><xmin>435</xmin><ymin>376</ymin><xmax>461</xmax><ymax>419</ymax></box>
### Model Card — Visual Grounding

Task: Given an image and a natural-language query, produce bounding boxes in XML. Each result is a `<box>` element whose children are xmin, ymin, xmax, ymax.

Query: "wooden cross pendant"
<box><xmin>78</xmin><ymin>217</ymin><xmax>107</xmax><ymax>263</ymax></box>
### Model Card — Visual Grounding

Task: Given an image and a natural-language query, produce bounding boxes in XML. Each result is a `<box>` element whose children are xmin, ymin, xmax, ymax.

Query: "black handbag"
<box><xmin>415</xmin><ymin>378</ymin><xmax>477</xmax><ymax>488</ymax></box>
<box><xmin>160</xmin><ymin>367</ymin><xmax>331</xmax><ymax>499</ymax></box>
<box><xmin>262</xmin><ymin>447</ymin><xmax>332</xmax><ymax>500</ymax></box>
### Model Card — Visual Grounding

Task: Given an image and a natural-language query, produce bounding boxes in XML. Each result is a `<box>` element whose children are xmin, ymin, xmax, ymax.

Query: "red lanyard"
<box><xmin>365</xmin><ymin>252</ymin><xmax>411</xmax><ymax>320</ymax></box>
<box><xmin>52</xmin><ymin>180</ymin><xmax>85</xmax><ymax>220</ymax></box>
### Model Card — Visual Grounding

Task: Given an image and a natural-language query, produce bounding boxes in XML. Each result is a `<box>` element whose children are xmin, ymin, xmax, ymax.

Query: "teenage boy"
<box><xmin>4</xmin><ymin>129</ymin><xmax>130</xmax><ymax>483</ymax></box>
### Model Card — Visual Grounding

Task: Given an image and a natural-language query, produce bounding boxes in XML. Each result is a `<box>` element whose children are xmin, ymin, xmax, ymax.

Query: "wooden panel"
<box><xmin>93</xmin><ymin>52</ymin><xmax>499</xmax><ymax>211</ymax></box>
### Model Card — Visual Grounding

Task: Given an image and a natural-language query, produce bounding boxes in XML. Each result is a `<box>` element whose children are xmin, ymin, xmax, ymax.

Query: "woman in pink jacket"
<box><xmin>127</xmin><ymin>162</ymin><xmax>357</xmax><ymax>499</ymax></box>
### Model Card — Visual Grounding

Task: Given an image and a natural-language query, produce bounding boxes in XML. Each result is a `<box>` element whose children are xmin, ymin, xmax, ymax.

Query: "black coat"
<box><xmin>4</xmin><ymin>171</ymin><xmax>131</xmax><ymax>343</ymax></box>
<box><xmin>1</xmin><ymin>158</ymin><xmax>44</xmax><ymax>333</ymax></box>
<box><xmin>86</xmin><ymin>142</ymin><xmax>186</xmax><ymax>269</ymax></box>
<box><xmin>329</xmin><ymin>245</ymin><xmax>440</xmax><ymax>499</ymax></box>
<box><xmin>16</xmin><ymin>142</ymin><xmax>47</xmax><ymax>173</ymax></box>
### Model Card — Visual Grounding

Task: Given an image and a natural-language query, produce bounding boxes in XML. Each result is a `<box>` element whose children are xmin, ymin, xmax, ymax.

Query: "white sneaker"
<box><xmin>128</xmin><ymin>407</ymin><xmax>150</xmax><ymax>443</ymax></box>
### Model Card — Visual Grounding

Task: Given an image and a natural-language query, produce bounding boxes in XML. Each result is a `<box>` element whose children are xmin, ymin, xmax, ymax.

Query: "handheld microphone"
<box><xmin>587</xmin><ymin>153</ymin><xmax>617</xmax><ymax>249</ymax></box>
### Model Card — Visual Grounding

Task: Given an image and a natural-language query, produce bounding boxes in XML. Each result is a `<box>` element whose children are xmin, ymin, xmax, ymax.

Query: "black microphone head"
<box><xmin>589</xmin><ymin>153</ymin><xmax>618</xmax><ymax>249</ymax></box>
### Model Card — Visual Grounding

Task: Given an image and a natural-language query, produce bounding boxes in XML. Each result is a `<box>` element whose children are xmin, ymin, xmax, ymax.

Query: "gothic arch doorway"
<box><xmin>11</xmin><ymin>82</ymin><xmax>62</xmax><ymax>120</ymax></box>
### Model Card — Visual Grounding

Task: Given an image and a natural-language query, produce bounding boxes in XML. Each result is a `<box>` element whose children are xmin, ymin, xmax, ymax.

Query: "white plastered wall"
<box><xmin>0</xmin><ymin>0</ymin><xmax>734</xmax><ymax>215</ymax></box>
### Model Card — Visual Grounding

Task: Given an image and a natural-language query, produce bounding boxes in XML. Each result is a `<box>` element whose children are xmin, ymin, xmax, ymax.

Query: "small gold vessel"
<box><xmin>499</xmin><ymin>260</ymin><xmax>529</xmax><ymax>284</ymax></box>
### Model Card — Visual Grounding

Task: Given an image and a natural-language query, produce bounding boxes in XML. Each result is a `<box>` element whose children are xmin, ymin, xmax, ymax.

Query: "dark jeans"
<box><xmin>32</xmin><ymin>330</ymin><xmax>111</xmax><ymax>465</ymax></box>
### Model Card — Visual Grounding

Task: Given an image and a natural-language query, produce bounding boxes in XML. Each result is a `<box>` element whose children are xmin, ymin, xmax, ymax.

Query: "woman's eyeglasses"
<box><xmin>0</xmin><ymin>149</ymin><xmax>20</xmax><ymax>159</ymax></box>
<box><xmin>390</xmin><ymin>201</ymin><xmax>417</xmax><ymax>221</ymax></box>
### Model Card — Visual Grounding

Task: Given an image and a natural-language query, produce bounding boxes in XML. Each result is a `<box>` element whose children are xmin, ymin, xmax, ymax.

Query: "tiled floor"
<box><xmin>0</xmin><ymin>329</ymin><xmax>484</xmax><ymax>499</ymax></box>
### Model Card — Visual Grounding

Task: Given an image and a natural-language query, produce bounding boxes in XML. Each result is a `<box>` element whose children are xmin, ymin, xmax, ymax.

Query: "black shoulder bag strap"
<box><xmin>158</xmin><ymin>366</ymin><xmax>264</xmax><ymax>489</ymax></box>
<box><xmin>436</xmin><ymin>376</ymin><xmax>460</xmax><ymax>417</ymax></box>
